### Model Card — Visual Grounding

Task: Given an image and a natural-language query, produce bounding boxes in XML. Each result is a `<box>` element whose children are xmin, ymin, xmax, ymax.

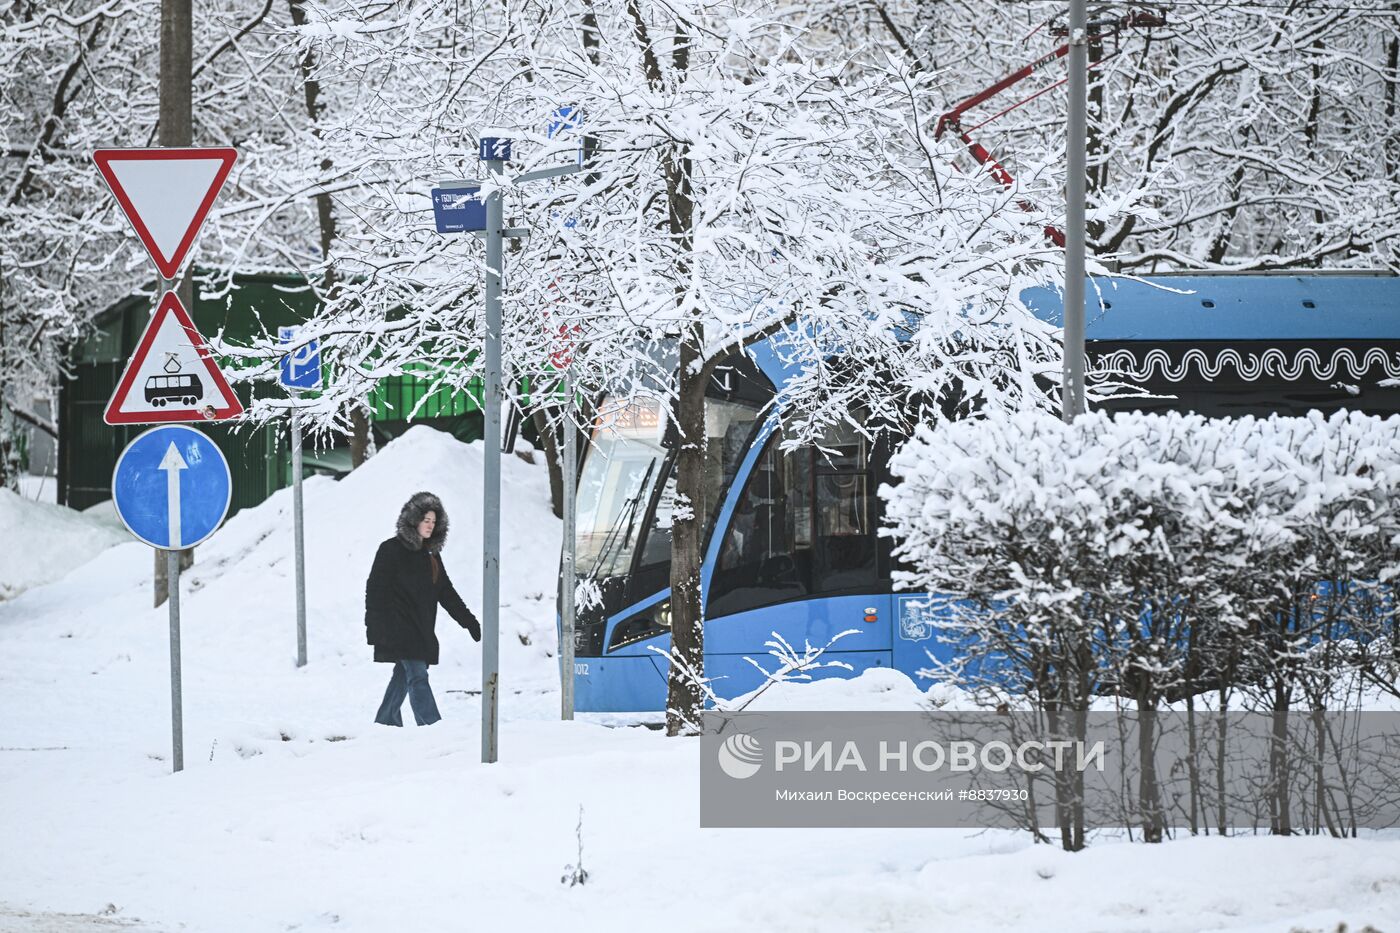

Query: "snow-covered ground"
<box><xmin>0</xmin><ymin>487</ymin><xmax>127</xmax><ymax>601</ymax></box>
<box><xmin>16</xmin><ymin>473</ymin><xmax>59</xmax><ymax>505</ymax></box>
<box><xmin>1</xmin><ymin>427</ymin><xmax>1398</xmax><ymax>932</ymax></box>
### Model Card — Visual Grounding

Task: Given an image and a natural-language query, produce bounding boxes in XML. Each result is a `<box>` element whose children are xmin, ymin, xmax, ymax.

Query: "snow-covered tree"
<box><xmin>884</xmin><ymin>0</ymin><xmax>1400</xmax><ymax>271</ymax></box>
<box><xmin>0</xmin><ymin>0</ymin><xmax>326</xmax><ymax>486</ymax></box>
<box><xmin>239</xmin><ymin>0</ymin><xmax>1066</xmax><ymax>734</ymax></box>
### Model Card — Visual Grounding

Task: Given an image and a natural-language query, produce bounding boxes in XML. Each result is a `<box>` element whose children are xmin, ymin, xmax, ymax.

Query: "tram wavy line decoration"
<box><xmin>1091</xmin><ymin>347</ymin><xmax>1400</xmax><ymax>382</ymax></box>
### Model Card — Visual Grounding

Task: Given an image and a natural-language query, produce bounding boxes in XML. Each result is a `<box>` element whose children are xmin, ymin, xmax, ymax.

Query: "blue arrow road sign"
<box><xmin>278</xmin><ymin>325</ymin><xmax>322</xmax><ymax>391</ymax></box>
<box><xmin>431</xmin><ymin>186</ymin><xmax>486</xmax><ymax>234</ymax></box>
<box><xmin>548</xmin><ymin>106</ymin><xmax>585</xmax><ymax>166</ymax></box>
<box><xmin>112</xmin><ymin>425</ymin><xmax>232</xmax><ymax>551</ymax></box>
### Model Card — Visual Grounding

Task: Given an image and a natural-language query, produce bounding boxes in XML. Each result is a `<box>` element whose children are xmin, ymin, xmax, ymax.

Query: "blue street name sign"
<box><xmin>112</xmin><ymin>425</ymin><xmax>232</xmax><ymax>551</ymax></box>
<box><xmin>431</xmin><ymin>187</ymin><xmax>486</xmax><ymax>234</ymax></box>
<box><xmin>278</xmin><ymin>325</ymin><xmax>322</xmax><ymax>391</ymax></box>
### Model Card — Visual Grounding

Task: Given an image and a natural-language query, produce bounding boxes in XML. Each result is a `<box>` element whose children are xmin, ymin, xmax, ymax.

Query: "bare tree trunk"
<box><xmin>0</xmin><ymin>315</ymin><xmax>15</xmax><ymax>492</ymax></box>
<box><xmin>621</xmin><ymin>0</ymin><xmax>704</xmax><ymax>736</ymax></box>
<box><xmin>1385</xmin><ymin>26</ymin><xmax>1399</xmax><ymax>180</ymax></box>
<box><xmin>1186</xmin><ymin>692</ymin><xmax>1201</xmax><ymax>836</ymax></box>
<box><xmin>1086</xmin><ymin>32</ymin><xmax>1106</xmax><ymax>249</ymax></box>
<box><xmin>1312</xmin><ymin>705</ymin><xmax>1338</xmax><ymax>838</ymax></box>
<box><xmin>665</xmin><ymin>353</ymin><xmax>706</xmax><ymax>735</ymax></box>
<box><xmin>663</xmin><ymin>131</ymin><xmax>702</xmax><ymax>736</ymax></box>
<box><xmin>349</xmin><ymin>407</ymin><xmax>371</xmax><ymax>467</ymax></box>
<box><xmin>154</xmin><ymin>0</ymin><xmax>194</xmax><ymax>609</ymax></box>
<box><xmin>1216</xmin><ymin>685</ymin><xmax>1229</xmax><ymax>836</ymax></box>
<box><xmin>1304</xmin><ymin>40</ymin><xmax>1327</xmax><ymax>253</ymax></box>
<box><xmin>1270</xmin><ymin>677</ymin><xmax>1293</xmax><ymax>835</ymax></box>
<box><xmin>286</xmin><ymin>0</ymin><xmax>366</xmax><ymax>467</ymax></box>
<box><xmin>532</xmin><ymin>409</ymin><xmax>565</xmax><ymax>519</ymax></box>
<box><xmin>1135</xmin><ymin>688</ymin><xmax>1164</xmax><ymax>843</ymax></box>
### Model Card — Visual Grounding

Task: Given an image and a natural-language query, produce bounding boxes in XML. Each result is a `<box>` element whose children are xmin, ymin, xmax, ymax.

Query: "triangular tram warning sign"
<box><xmin>104</xmin><ymin>291</ymin><xmax>244</xmax><ymax>425</ymax></box>
<box><xmin>93</xmin><ymin>147</ymin><xmax>238</xmax><ymax>280</ymax></box>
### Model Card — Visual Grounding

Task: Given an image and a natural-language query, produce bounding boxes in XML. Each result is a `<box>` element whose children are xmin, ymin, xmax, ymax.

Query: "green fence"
<box><xmin>58</xmin><ymin>272</ymin><xmax>490</xmax><ymax>514</ymax></box>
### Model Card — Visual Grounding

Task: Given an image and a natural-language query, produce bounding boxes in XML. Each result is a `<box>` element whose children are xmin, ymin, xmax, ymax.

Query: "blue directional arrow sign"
<box><xmin>112</xmin><ymin>425</ymin><xmax>232</xmax><ymax>551</ymax></box>
<box><xmin>278</xmin><ymin>325</ymin><xmax>321</xmax><ymax>391</ymax></box>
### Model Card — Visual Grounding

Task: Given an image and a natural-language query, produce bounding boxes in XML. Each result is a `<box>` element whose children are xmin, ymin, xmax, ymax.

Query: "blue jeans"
<box><xmin>374</xmin><ymin>660</ymin><xmax>442</xmax><ymax>726</ymax></box>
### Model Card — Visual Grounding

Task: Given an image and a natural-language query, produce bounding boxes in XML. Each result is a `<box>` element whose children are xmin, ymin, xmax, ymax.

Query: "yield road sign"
<box><xmin>105</xmin><ymin>292</ymin><xmax>244</xmax><ymax>425</ymax></box>
<box><xmin>112</xmin><ymin>425</ymin><xmax>232</xmax><ymax>550</ymax></box>
<box><xmin>278</xmin><ymin>326</ymin><xmax>321</xmax><ymax>391</ymax></box>
<box><xmin>93</xmin><ymin>147</ymin><xmax>237</xmax><ymax>280</ymax></box>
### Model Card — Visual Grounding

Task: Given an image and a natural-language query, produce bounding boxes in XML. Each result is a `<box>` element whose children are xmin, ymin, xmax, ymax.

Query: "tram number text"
<box><xmin>574</xmin><ymin>662</ymin><xmax>590</xmax><ymax>676</ymax></box>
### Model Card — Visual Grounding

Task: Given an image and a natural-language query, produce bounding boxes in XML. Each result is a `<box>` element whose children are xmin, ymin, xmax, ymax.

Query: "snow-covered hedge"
<box><xmin>883</xmin><ymin>410</ymin><xmax>1400</xmax><ymax>843</ymax></box>
<box><xmin>883</xmin><ymin>409</ymin><xmax>1400</xmax><ymax>707</ymax></box>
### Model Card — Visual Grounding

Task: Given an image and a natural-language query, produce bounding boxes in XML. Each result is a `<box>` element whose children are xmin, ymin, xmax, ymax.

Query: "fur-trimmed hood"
<box><xmin>396</xmin><ymin>492</ymin><xmax>449</xmax><ymax>552</ymax></box>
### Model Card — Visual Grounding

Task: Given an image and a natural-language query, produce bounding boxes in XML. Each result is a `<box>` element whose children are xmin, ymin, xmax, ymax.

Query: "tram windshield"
<box><xmin>576</xmin><ymin>398</ymin><xmax>668</xmax><ymax>579</ymax></box>
<box><xmin>576</xmin><ymin>391</ymin><xmax>766</xmax><ymax>581</ymax></box>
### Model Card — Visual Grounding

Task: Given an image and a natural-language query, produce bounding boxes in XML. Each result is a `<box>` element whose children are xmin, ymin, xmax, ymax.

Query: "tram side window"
<box><xmin>636</xmin><ymin>397</ymin><xmax>761</xmax><ymax>575</ymax></box>
<box><xmin>707</xmin><ymin>421</ymin><xmax>877</xmax><ymax>618</ymax></box>
<box><xmin>813</xmin><ymin>421</ymin><xmax>878</xmax><ymax>592</ymax></box>
<box><xmin>708</xmin><ymin>436</ymin><xmax>810</xmax><ymax>619</ymax></box>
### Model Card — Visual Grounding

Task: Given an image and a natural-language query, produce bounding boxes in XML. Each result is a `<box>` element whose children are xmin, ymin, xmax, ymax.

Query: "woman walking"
<box><xmin>365</xmin><ymin>492</ymin><xmax>481</xmax><ymax>726</ymax></box>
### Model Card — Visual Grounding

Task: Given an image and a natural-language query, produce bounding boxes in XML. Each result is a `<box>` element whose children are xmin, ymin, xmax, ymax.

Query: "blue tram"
<box><xmin>567</xmin><ymin>274</ymin><xmax>1400</xmax><ymax>712</ymax></box>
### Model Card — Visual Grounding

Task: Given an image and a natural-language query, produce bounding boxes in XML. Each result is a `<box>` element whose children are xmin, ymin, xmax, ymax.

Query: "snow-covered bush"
<box><xmin>882</xmin><ymin>409</ymin><xmax>1400</xmax><ymax>842</ymax></box>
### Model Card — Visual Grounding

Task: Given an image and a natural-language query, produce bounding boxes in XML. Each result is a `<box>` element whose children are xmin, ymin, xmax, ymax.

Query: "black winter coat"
<box><xmin>365</xmin><ymin>538</ymin><xmax>480</xmax><ymax>664</ymax></box>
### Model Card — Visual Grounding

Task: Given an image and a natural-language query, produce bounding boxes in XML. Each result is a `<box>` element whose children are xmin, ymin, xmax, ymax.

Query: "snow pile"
<box><xmin>0</xmin><ymin>488</ymin><xmax>128</xmax><ymax>601</ymax></box>
<box><xmin>0</xmin><ymin>424</ymin><xmax>564</xmax><ymax>759</ymax></box>
<box><xmin>16</xmin><ymin>473</ymin><xmax>57</xmax><ymax>504</ymax></box>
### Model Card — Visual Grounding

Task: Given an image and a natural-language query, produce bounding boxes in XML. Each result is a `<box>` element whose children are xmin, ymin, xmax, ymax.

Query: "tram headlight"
<box><xmin>609</xmin><ymin>600</ymin><xmax>672</xmax><ymax>650</ymax></box>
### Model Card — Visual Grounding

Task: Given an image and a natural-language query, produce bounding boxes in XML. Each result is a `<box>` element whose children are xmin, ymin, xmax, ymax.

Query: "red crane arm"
<box><xmin>933</xmin><ymin>10</ymin><xmax>1165</xmax><ymax>247</ymax></box>
<box><xmin>935</xmin><ymin>45</ymin><xmax>1071</xmax><ymax>142</ymax></box>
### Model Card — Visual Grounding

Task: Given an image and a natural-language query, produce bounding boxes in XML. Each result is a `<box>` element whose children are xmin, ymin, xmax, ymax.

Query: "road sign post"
<box><xmin>95</xmin><ymin>141</ymin><xmax>239</xmax><ymax>769</ymax></box>
<box><xmin>167</xmin><ymin>547</ymin><xmax>183</xmax><ymax>771</ymax></box>
<box><xmin>291</xmin><ymin>405</ymin><xmax>306</xmax><ymax>667</ymax></box>
<box><xmin>1063</xmin><ymin>0</ymin><xmax>1088</xmax><ymax>422</ymax></box>
<box><xmin>279</xmin><ymin>326</ymin><xmax>320</xmax><ymax>669</ymax></box>
<box><xmin>481</xmin><ymin>136</ymin><xmax>507</xmax><ymax>764</ymax></box>
<box><xmin>113</xmin><ymin>425</ymin><xmax>232</xmax><ymax>773</ymax></box>
<box><xmin>561</xmin><ymin>368</ymin><xmax>577</xmax><ymax>721</ymax></box>
<box><xmin>436</xmin><ymin>132</ymin><xmax>587</xmax><ymax>762</ymax></box>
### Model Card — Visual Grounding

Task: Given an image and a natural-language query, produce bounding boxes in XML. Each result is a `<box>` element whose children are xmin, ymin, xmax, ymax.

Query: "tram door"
<box><xmin>705</xmin><ymin>420</ymin><xmax>893</xmax><ymax>697</ymax></box>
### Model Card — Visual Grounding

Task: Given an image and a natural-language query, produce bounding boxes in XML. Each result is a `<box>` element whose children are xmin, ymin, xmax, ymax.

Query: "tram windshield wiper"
<box><xmin>584</xmin><ymin>459</ymin><xmax>656</xmax><ymax>584</ymax></box>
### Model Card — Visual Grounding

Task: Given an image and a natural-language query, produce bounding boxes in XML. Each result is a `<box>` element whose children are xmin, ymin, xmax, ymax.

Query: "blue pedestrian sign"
<box><xmin>548</xmin><ymin>106</ymin><xmax>585</xmax><ymax>166</ymax></box>
<box><xmin>112</xmin><ymin>425</ymin><xmax>232</xmax><ymax>551</ymax></box>
<box><xmin>431</xmin><ymin>186</ymin><xmax>486</xmax><ymax>234</ymax></box>
<box><xmin>278</xmin><ymin>326</ymin><xmax>322</xmax><ymax>391</ymax></box>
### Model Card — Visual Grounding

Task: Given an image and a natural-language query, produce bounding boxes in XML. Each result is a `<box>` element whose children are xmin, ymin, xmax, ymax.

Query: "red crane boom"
<box><xmin>934</xmin><ymin>10</ymin><xmax>1166</xmax><ymax>248</ymax></box>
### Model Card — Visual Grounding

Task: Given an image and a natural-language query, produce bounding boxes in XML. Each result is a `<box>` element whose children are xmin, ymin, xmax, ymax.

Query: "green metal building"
<box><xmin>58</xmin><ymin>271</ymin><xmax>488</xmax><ymax>513</ymax></box>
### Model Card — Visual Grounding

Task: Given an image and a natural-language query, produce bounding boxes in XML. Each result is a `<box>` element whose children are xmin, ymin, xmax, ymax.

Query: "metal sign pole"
<box><xmin>561</xmin><ymin>369</ymin><xmax>577</xmax><ymax>720</ymax></box>
<box><xmin>292</xmin><ymin>397</ymin><xmax>307</xmax><ymax>667</ymax></box>
<box><xmin>482</xmin><ymin>142</ymin><xmax>506</xmax><ymax>764</ymax></box>
<box><xmin>167</xmin><ymin>547</ymin><xmax>184</xmax><ymax>772</ymax></box>
<box><xmin>1063</xmin><ymin>0</ymin><xmax>1088</xmax><ymax>422</ymax></box>
<box><xmin>115</xmin><ymin>426</ymin><xmax>231</xmax><ymax>776</ymax></box>
<box><xmin>434</xmin><ymin>136</ymin><xmax>584</xmax><ymax>757</ymax></box>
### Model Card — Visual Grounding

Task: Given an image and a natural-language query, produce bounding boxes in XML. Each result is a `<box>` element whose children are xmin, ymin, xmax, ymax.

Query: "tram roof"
<box><xmin>1023</xmin><ymin>273</ymin><xmax>1400</xmax><ymax>342</ymax></box>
